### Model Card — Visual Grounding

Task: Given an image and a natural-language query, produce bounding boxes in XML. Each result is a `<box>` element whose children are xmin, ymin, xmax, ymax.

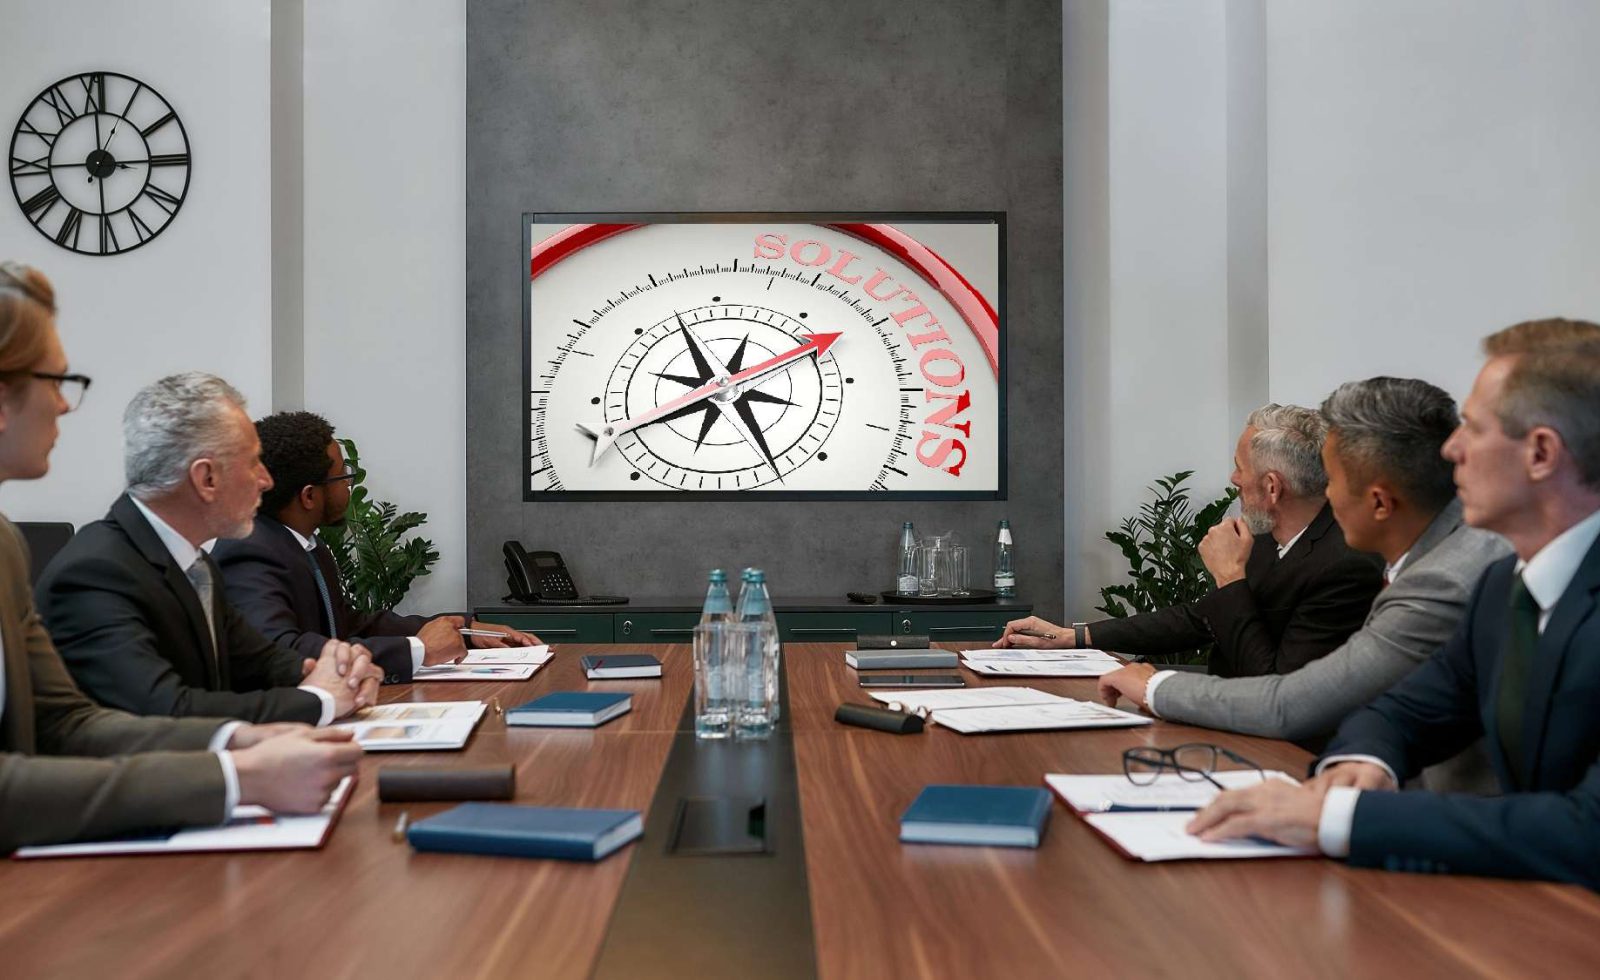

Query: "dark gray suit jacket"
<box><xmin>0</xmin><ymin>515</ymin><xmax>229</xmax><ymax>850</ymax></box>
<box><xmin>35</xmin><ymin>495</ymin><xmax>322</xmax><ymax>724</ymax></box>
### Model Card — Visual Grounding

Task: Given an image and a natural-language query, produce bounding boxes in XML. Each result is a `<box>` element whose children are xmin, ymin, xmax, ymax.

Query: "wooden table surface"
<box><xmin>1</xmin><ymin>642</ymin><xmax>1597</xmax><ymax>979</ymax></box>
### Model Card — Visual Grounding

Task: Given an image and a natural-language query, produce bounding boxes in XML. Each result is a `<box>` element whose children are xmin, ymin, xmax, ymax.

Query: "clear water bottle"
<box><xmin>993</xmin><ymin>519</ymin><xmax>1016</xmax><ymax>598</ymax></box>
<box><xmin>897</xmin><ymin>522</ymin><xmax>919</xmax><ymax>595</ymax></box>
<box><xmin>734</xmin><ymin>568</ymin><xmax>780</xmax><ymax>737</ymax></box>
<box><xmin>694</xmin><ymin>569</ymin><xmax>736</xmax><ymax>739</ymax></box>
<box><xmin>700</xmin><ymin>568</ymin><xmax>733</xmax><ymax>625</ymax></box>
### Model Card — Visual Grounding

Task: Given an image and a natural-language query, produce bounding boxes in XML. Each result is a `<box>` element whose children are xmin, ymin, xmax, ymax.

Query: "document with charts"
<box><xmin>963</xmin><ymin>659</ymin><xmax>1121</xmax><ymax>678</ymax></box>
<box><xmin>961</xmin><ymin>649</ymin><xmax>1121</xmax><ymax>663</ymax></box>
<box><xmin>1082</xmin><ymin>811</ymin><xmax>1316</xmax><ymax>862</ymax></box>
<box><xmin>13</xmin><ymin>777</ymin><xmax>355</xmax><ymax>859</ymax></box>
<box><xmin>1045</xmin><ymin>771</ymin><xmax>1297</xmax><ymax>813</ymax></box>
<box><xmin>412</xmin><ymin>662</ymin><xmax>542</xmax><ymax>682</ymax></box>
<box><xmin>458</xmin><ymin>645</ymin><xmax>553</xmax><ymax>665</ymax></box>
<box><xmin>337</xmin><ymin>701</ymin><xmax>487</xmax><ymax>750</ymax></box>
<box><xmin>866</xmin><ymin>686</ymin><xmax>1150</xmax><ymax>734</ymax></box>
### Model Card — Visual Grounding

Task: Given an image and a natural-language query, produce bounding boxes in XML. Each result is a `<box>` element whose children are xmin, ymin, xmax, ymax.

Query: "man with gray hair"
<box><xmin>998</xmin><ymin>405</ymin><xmax>1383</xmax><ymax>678</ymax></box>
<box><xmin>1097</xmin><ymin>378</ymin><xmax>1510</xmax><ymax>790</ymax></box>
<box><xmin>37</xmin><ymin>372</ymin><xmax>383</xmax><ymax>725</ymax></box>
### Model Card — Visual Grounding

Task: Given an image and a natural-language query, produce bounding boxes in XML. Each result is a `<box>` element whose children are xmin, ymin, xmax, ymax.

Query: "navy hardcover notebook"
<box><xmin>407</xmin><ymin>803</ymin><xmax>643</xmax><ymax>861</ymax></box>
<box><xmin>506</xmin><ymin>691</ymin><xmax>632</xmax><ymax>727</ymax></box>
<box><xmin>899</xmin><ymin>785</ymin><xmax>1053</xmax><ymax>848</ymax></box>
<box><xmin>579</xmin><ymin>654</ymin><xmax>663</xmax><ymax>679</ymax></box>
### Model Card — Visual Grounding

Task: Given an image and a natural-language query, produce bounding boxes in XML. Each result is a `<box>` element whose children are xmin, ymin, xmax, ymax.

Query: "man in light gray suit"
<box><xmin>1098</xmin><ymin>377</ymin><xmax>1510</xmax><ymax>789</ymax></box>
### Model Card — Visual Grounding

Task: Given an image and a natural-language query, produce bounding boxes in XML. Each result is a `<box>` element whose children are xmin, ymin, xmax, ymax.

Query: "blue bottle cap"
<box><xmin>709</xmin><ymin>569</ymin><xmax>726</xmax><ymax>582</ymax></box>
<box><xmin>748</xmin><ymin>569</ymin><xmax>766</xmax><ymax>583</ymax></box>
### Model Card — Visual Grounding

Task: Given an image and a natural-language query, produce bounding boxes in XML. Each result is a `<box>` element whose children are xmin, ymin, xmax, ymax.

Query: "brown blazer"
<box><xmin>0</xmin><ymin>515</ymin><xmax>229</xmax><ymax>850</ymax></box>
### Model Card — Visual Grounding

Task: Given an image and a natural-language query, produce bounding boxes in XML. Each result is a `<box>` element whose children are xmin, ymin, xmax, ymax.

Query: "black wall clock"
<box><xmin>9</xmin><ymin>71</ymin><xmax>191</xmax><ymax>255</ymax></box>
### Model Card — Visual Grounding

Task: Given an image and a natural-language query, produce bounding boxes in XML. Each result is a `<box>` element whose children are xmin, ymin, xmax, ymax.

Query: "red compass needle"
<box><xmin>577</xmin><ymin>331</ymin><xmax>842</xmax><ymax>465</ymax></box>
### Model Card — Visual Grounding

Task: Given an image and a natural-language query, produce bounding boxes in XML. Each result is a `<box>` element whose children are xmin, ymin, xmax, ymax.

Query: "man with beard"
<box><xmin>37</xmin><ymin>374</ymin><xmax>382</xmax><ymax>724</ymax></box>
<box><xmin>211</xmin><ymin>411</ymin><xmax>538</xmax><ymax>684</ymax></box>
<box><xmin>997</xmin><ymin>405</ymin><xmax>1383</xmax><ymax>678</ymax></box>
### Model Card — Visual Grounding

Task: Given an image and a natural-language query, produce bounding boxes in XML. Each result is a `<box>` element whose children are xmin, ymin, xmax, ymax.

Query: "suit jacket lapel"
<box><xmin>0</xmin><ymin>544</ymin><xmax>32</xmax><ymax>753</ymax></box>
<box><xmin>1518</xmin><ymin>533</ymin><xmax>1600</xmax><ymax>785</ymax></box>
<box><xmin>110</xmin><ymin>494</ymin><xmax>222</xmax><ymax>689</ymax></box>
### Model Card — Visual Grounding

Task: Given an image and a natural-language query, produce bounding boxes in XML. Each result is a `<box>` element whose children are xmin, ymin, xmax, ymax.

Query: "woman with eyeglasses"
<box><xmin>0</xmin><ymin>261</ymin><xmax>360</xmax><ymax>849</ymax></box>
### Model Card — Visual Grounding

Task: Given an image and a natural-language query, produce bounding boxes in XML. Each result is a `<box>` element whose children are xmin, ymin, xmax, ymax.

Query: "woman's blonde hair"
<box><xmin>0</xmin><ymin>261</ymin><xmax>55</xmax><ymax>376</ymax></box>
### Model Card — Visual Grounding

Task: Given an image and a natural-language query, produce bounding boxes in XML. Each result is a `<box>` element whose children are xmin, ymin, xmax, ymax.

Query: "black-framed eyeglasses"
<box><xmin>313</xmin><ymin>462</ymin><xmax>358</xmax><ymax>486</ymax></box>
<box><xmin>1122</xmin><ymin>743</ymin><xmax>1264</xmax><ymax>791</ymax></box>
<box><xmin>31</xmin><ymin>371</ymin><xmax>92</xmax><ymax>412</ymax></box>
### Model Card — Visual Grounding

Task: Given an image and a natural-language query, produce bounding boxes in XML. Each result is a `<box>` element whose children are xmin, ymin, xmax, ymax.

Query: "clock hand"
<box><xmin>576</xmin><ymin>331</ymin><xmax>843</xmax><ymax>466</ymax></box>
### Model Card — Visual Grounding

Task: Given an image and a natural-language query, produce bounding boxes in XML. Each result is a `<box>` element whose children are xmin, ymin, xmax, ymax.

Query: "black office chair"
<box><xmin>16</xmin><ymin>521</ymin><xmax>74</xmax><ymax>585</ymax></box>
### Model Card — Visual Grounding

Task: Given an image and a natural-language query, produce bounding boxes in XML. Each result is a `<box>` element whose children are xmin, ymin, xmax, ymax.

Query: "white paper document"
<box><xmin>412</xmin><ymin>662</ymin><xmax>541</xmax><ymax>682</ymax></box>
<box><xmin>965</xmin><ymin>660</ymin><xmax>1121</xmax><ymax>678</ymax></box>
<box><xmin>866</xmin><ymin>686</ymin><xmax>1150</xmax><ymax>734</ymax></box>
<box><xmin>1045</xmin><ymin>771</ymin><xmax>1296</xmax><ymax>813</ymax></box>
<box><xmin>961</xmin><ymin>649</ymin><xmax>1121</xmax><ymax>663</ymax></box>
<box><xmin>336</xmin><ymin>701</ymin><xmax>486</xmax><ymax>750</ymax></box>
<box><xmin>459</xmin><ymin>645</ymin><xmax>553</xmax><ymax>665</ymax></box>
<box><xmin>14</xmin><ymin>777</ymin><xmax>354</xmax><ymax>859</ymax></box>
<box><xmin>1083</xmin><ymin>811</ymin><xmax>1316</xmax><ymax>862</ymax></box>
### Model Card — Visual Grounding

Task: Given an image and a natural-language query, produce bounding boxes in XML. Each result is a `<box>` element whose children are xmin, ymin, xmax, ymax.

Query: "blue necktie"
<box><xmin>1496</xmin><ymin>572</ymin><xmax>1540</xmax><ymax>788</ymax></box>
<box><xmin>305</xmin><ymin>546</ymin><xmax>340</xmax><ymax>639</ymax></box>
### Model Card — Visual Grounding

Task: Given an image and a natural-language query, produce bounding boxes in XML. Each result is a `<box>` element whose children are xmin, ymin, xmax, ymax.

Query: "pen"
<box><xmin>459</xmin><ymin>628</ymin><xmax>510</xmax><ymax>638</ymax></box>
<box><xmin>392</xmin><ymin>811</ymin><xmax>410</xmax><ymax>843</ymax></box>
<box><xmin>1014</xmin><ymin>628</ymin><xmax>1057</xmax><ymax>639</ymax></box>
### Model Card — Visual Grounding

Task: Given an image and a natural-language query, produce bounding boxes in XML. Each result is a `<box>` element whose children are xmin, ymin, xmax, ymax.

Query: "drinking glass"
<box><xmin>693</xmin><ymin>622</ymin><xmax>737</xmax><ymax>739</ymax></box>
<box><xmin>730</xmin><ymin>622</ymin><xmax>776</xmax><ymax>740</ymax></box>
<box><xmin>950</xmin><ymin>545</ymin><xmax>970</xmax><ymax>596</ymax></box>
<box><xmin>916</xmin><ymin>545</ymin><xmax>940</xmax><ymax>596</ymax></box>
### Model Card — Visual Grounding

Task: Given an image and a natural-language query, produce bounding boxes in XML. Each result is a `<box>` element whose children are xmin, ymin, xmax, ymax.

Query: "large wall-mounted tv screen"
<box><xmin>523</xmin><ymin>212</ymin><xmax>1005</xmax><ymax>500</ymax></box>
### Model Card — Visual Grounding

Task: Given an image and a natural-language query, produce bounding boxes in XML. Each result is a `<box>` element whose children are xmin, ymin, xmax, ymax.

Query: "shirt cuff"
<box><xmin>298</xmin><ymin>685</ymin><xmax>337</xmax><ymax>726</ymax></box>
<box><xmin>408</xmin><ymin>635</ymin><xmax>426</xmax><ymax>673</ymax></box>
<box><xmin>1317</xmin><ymin>786</ymin><xmax>1361</xmax><ymax>858</ymax></box>
<box><xmin>214</xmin><ymin>750</ymin><xmax>242</xmax><ymax>817</ymax></box>
<box><xmin>1315</xmin><ymin>754</ymin><xmax>1399</xmax><ymax>788</ymax></box>
<box><xmin>1144</xmin><ymin>670</ymin><xmax>1177</xmax><ymax>717</ymax></box>
<box><xmin>207</xmin><ymin>720</ymin><xmax>246</xmax><ymax>753</ymax></box>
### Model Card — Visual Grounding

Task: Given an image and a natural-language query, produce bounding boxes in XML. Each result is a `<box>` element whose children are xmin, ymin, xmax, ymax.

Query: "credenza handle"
<box><xmin>650</xmin><ymin>628</ymin><xmax>695</xmax><ymax>636</ymax></box>
<box><xmin>928</xmin><ymin>626</ymin><xmax>1001</xmax><ymax>633</ymax></box>
<box><xmin>789</xmin><ymin>627</ymin><xmax>857</xmax><ymax>635</ymax></box>
<box><xmin>530</xmin><ymin>628</ymin><xmax>580</xmax><ymax>636</ymax></box>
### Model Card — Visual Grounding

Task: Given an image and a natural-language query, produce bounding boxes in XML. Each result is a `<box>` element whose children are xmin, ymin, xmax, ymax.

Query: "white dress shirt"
<box><xmin>1315</xmin><ymin>506</ymin><xmax>1600</xmax><ymax>857</ymax></box>
<box><xmin>282</xmin><ymin>523</ymin><xmax>426</xmax><ymax>672</ymax></box>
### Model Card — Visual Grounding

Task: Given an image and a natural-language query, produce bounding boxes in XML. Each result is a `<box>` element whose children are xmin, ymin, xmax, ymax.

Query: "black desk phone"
<box><xmin>501</xmin><ymin>543</ymin><xmax>628</xmax><ymax>605</ymax></box>
<box><xmin>503</xmin><ymin>543</ymin><xmax>579</xmax><ymax>602</ymax></box>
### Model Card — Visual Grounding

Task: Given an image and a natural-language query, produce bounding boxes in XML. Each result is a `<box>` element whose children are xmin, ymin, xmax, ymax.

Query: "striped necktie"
<box><xmin>185</xmin><ymin>555</ymin><xmax>218</xmax><ymax>663</ymax></box>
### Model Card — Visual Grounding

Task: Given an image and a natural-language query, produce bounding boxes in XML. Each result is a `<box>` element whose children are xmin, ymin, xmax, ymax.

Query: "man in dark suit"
<box><xmin>37</xmin><ymin>374</ymin><xmax>382</xmax><ymax>725</ymax></box>
<box><xmin>211</xmin><ymin>412</ymin><xmax>538</xmax><ymax>684</ymax></box>
<box><xmin>1189</xmin><ymin>319</ymin><xmax>1600</xmax><ymax>889</ymax></box>
<box><xmin>997</xmin><ymin>404</ymin><xmax>1383</xmax><ymax>678</ymax></box>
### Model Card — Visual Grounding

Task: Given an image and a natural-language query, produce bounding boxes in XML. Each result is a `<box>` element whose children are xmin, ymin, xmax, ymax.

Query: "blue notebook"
<box><xmin>407</xmin><ymin>803</ymin><xmax>643</xmax><ymax>861</ymax></box>
<box><xmin>899</xmin><ymin>785</ymin><xmax>1053</xmax><ymax>848</ymax></box>
<box><xmin>506</xmin><ymin>691</ymin><xmax>632</xmax><ymax>727</ymax></box>
<box><xmin>579</xmin><ymin>653</ymin><xmax>663</xmax><ymax>679</ymax></box>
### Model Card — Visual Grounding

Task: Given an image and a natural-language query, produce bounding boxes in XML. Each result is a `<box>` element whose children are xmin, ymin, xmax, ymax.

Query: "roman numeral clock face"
<box><xmin>9</xmin><ymin>72</ymin><xmax>190</xmax><ymax>255</ymax></box>
<box><xmin>525</xmin><ymin>217</ymin><xmax>1004</xmax><ymax>499</ymax></box>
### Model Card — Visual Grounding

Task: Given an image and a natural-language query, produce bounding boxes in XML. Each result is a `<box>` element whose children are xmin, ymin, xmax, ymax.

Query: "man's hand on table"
<box><xmin>993</xmin><ymin>616</ymin><xmax>1074</xmax><ymax>649</ymax></box>
<box><xmin>1097</xmin><ymin>662</ymin><xmax>1157</xmax><ymax>711</ymax></box>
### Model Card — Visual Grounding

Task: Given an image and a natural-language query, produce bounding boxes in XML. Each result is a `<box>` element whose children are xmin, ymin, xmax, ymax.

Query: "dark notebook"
<box><xmin>506</xmin><ymin>691</ymin><xmax>633</xmax><ymax>727</ymax></box>
<box><xmin>407</xmin><ymin>803</ymin><xmax>643</xmax><ymax>861</ymax></box>
<box><xmin>899</xmin><ymin>785</ymin><xmax>1053</xmax><ymax>848</ymax></box>
<box><xmin>580</xmin><ymin>653</ymin><xmax>663</xmax><ymax>679</ymax></box>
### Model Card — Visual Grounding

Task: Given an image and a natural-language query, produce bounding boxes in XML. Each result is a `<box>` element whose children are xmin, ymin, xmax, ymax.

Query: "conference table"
<box><xmin>3</xmin><ymin>643</ymin><xmax>1598</xmax><ymax>979</ymax></box>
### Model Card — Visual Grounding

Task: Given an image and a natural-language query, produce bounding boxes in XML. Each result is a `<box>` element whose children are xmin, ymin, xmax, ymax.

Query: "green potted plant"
<box><xmin>1097</xmin><ymin>470</ymin><xmax>1237</xmax><ymax>666</ymax></box>
<box><xmin>319</xmin><ymin>437</ymin><xmax>440</xmax><ymax>617</ymax></box>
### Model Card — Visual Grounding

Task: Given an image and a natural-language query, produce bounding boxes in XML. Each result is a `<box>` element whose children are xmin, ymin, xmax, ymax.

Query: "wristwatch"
<box><xmin>1072</xmin><ymin>622</ymin><xmax>1088</xmax><ymax>649</ymax></box>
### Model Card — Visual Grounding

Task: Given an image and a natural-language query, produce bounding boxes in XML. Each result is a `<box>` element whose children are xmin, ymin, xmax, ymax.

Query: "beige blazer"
<box><xmin>0</xmin><ymin>515</ymin><xmax>227</xmax><ymax>849</ymax></box>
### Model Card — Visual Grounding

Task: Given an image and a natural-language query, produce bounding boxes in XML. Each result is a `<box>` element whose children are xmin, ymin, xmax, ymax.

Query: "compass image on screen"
<box><xmin>525</xmin><ymin>216</ymin><xmax>1003</xmax><ymax>499</ymax></box>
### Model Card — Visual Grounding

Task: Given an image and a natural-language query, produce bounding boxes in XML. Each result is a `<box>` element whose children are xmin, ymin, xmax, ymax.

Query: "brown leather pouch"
<box><xmin>377</xmin><ymin>764</ymin><xmax>516</xmax><ymax>802</ymax></box>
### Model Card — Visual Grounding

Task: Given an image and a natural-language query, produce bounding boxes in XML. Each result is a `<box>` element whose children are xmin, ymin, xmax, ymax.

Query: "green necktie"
<box><xmin>1496</xmin><ymin>572</ymin><xmax>1540</xmax><ymax>788</ymax></box>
